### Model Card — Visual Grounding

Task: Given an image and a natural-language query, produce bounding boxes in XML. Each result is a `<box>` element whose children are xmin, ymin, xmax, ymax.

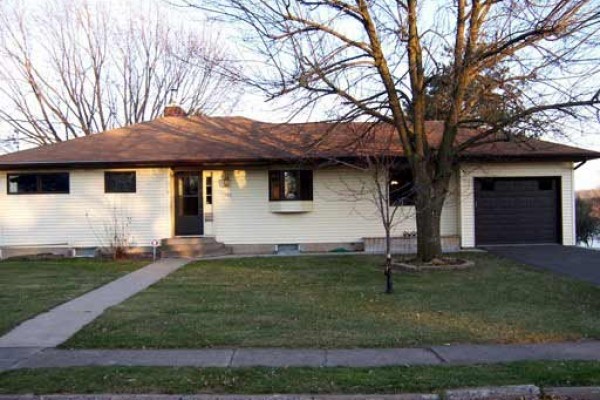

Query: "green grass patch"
<box><xmin>64</xmin><ymin>253</ymin><xmax>600</xmax><ymax>348</ymax></box>
<box><xmin>0</xmin><ymin>258</ymin><xmax>146</xmax><ymax>334</ymax></box>
<box><xmin>1</xmin><ymin>361</ymin><xmax>599</xmax><ymax>394</ymax></box>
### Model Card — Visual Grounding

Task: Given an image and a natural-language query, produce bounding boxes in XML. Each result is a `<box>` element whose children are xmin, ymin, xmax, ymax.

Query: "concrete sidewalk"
<box><xmin>2</xmin><ymin>341</ymin><xmax>599</xmax><ymax>371</ymax></box>
<box><xmin>0</xmin><ymin>258</ymin><xmax>188</xmax><ymax>348</ymax></box>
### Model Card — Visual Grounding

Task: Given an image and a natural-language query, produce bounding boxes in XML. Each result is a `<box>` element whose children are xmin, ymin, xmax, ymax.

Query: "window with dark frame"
<box><xmin>105</xmin><ymin>171</ymin><xmax>136</xmax><ymax>193</ymax></box>
<box><xmin>268</xmin><ymin>170</ymin><xmax>313</xmax><ymax>201</ymax></box>
<box><xmin>206</xmin><ymin>176</ymin><xmax>213</xmax><ymax>205</ymax></box>
<box><xmin>389</xmin><ymin>167</ymin><xmax>415</xmax><ymax>206</ymax></box>
<box><xmin>7</xmin><ymin>173</ymin><xmax>70</xmax><ymax>194</ymax></box>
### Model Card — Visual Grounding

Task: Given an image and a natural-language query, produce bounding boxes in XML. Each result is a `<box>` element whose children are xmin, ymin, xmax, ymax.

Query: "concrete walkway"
<box><xmin>0</xmin><ymin>258</ymin><xmax>188</xmax><ymax>348</ymax></box>
<box><xmin>2</xmin><ymin>341</ymin><xmax>599</xmax><ymax>371</ymax></box>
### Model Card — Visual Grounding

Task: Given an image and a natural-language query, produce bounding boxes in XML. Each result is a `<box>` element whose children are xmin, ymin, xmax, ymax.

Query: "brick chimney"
<box><xmin>164</xmin><ymin>87</ymin><xmax>187</xmax><ymax>117</ymax></box>
<box><xmin>164</xmin><ymin>104</ymin><xmax>187</xmax><ymax>117</ymax></box>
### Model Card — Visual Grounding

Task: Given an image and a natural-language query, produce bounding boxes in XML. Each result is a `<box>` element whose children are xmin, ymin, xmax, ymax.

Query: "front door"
<box><xmin>175</xmin><ymin>171</ymin><xmax>203</xmax><ymax>236</ymax></box>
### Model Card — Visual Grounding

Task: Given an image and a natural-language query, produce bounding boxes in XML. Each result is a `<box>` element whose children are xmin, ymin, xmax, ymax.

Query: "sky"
<box><xmin>1</xmin><ymin>0</ymin><xmax>599</xmax><ymax>190</ymax></box>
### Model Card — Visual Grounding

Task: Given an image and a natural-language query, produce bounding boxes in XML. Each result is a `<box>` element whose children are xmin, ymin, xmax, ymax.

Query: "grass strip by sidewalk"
<box><xmin>1</xmin><ymin>361</ymin><xmax>599</xmax><ymax>394</ymax></box>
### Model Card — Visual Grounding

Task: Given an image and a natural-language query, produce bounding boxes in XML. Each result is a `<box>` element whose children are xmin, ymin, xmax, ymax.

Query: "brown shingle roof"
<box><xmin>0</xmin><ymin>115</ymin><xmax>598</xmax><ymax>169</ymax></box>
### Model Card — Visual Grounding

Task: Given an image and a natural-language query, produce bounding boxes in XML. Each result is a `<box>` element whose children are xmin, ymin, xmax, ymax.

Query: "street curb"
<box><xmin>1</xmin><ymin>387</ymin><xmax>600</xmax><ymax>400</ymax></box>
<box><xmin>543</xmin><ymin>386</ymin><xmax>600</xmax><ymax>399</ymax></box>
<box><xmin>0</xmin><ymin>395</ymin><xmax>440</xmax><ymax>400</ymax></box>
<box><xmin>445</xmin><ymin>384</ymin><xmax>539</xmax><ymax>399</ymax></box>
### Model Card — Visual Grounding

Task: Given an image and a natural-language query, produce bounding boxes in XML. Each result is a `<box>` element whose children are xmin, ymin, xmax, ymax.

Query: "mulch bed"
<box><xmin>391</xmin><ymin>257</ymin><xmax>475</xmax><ymax>272</ymax></box>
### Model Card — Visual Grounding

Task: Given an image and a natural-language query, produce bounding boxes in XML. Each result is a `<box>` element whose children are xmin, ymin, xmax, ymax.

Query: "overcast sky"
<box><xmin>1</xmin><ymin>0</ymin><xmax>599</xmax><ymax>190</ymax></box>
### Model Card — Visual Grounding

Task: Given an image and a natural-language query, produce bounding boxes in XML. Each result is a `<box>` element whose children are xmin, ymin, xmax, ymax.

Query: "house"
<box><xmin>0</xmin><ymin>106</ymin><xmax>598</xmax><ymax>258</ymax></box>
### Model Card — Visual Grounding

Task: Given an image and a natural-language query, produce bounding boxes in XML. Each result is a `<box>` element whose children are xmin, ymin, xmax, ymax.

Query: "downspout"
<box><xmin>574</xmin><ymin>160</ymin><xmax>587</xmax><ymax>170</ymax></box>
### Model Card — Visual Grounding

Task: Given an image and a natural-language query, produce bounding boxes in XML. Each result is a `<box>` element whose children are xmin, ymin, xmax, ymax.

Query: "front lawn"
<box><xmin>64</xmin><ymin>253</ymin><xmax>600</xmax><ymax>348</ymax></box>
<box><xmin>1</xmin><ymin>361</ymin><xmax>599</xmax><ymax>394</ymax></box>
<box><xmin>0</xmin><ymin>258</ymin><xmax>146</xmax><ymax>335</ymax></box>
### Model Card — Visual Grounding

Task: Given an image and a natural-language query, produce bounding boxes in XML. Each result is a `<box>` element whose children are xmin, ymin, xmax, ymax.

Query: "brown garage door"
<box><xmin>475</xmin><ymin>177</ymin><xmax>561</xmax><ymax>245</ymax></box>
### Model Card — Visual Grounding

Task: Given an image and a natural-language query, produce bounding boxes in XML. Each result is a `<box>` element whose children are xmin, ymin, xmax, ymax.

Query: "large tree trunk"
<box><xmin>415</xmin><ymin>196</ymin><xmax>444</xmax><ymax>261</ymax></box>
<box><xmin>413</xmin><ymin>159</ymin><xmax>451</xmax><ymax>262</ymax></box>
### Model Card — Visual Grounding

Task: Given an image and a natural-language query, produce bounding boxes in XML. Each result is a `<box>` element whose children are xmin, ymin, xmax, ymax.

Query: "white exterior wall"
<box><xmin>0</xmin><ymin>162</ymin><xmax>575</xmax><ymax>249</ymax></box>
<box><xmin>209</xmin><ymin>166</ymin><xmax>460</xmax><ymax>245</ymax></box>
<box><xmin>459</xmin><ymin>162</ymin><xmax>575</xmax><ymax>247</ymax></box>
<box><xmin>0</xmin><ymin>168</ymin><xmax>172</xmax><ymax>248</ymax></box>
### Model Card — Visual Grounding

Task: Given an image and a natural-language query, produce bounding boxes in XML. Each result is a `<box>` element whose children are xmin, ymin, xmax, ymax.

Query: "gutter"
<box><xmin>1</xmin><ymin>153</ymin><xmax>599</xmax><ymax>171</ymax></box>
<box><xmin>0</xmin><ymin>157</ymin><xmax>342</xmax><ymax>171</ymax></box>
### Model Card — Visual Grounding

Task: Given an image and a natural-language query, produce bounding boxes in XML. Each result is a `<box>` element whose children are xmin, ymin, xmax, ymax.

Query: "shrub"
<box><xmin>576</xmin><ymin>197</ymin><xmax>600</xmax><ymax>246</ymax></box>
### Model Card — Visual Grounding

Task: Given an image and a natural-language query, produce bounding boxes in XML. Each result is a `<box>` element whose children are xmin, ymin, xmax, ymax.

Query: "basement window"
<box><xmin>277</xmin><ymin>244</ymin><xmax>300</xmax><ymax>254</ymax></box>
<box><xmin>105</xmin><ymin>171</ymin><xmax>136</xmax><ymax>193</ymax></box>
<box><xmin>7</xmin><ymin>173</ymin><xmax>70</xmax><ymax>194</ymax></box>
<box><xmin>269</xmin><ymin>170</ymin><xmax>313</xmax><ymax>201</ymax></box>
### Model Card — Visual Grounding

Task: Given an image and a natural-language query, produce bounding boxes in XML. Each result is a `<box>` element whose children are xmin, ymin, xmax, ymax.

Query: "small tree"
<box><xmin>368</xmin><ymin>157</ymin><xmax>415</xmax><ymax>293</ymax></box>
<box><xmin>337</xmin><ymin>132</ymin><xmax>415</xmax><ymax>293</ymax></box>
<box><xmin>104</xmin><ymin>207</ymin><xmax>133</xmax><ymax>260</ymax></box>
<box><xmin>86</xmin><ymin>206</ymin><xmax>133</xmax><ymax>259</ymax></box>
<box><xmin>576</xmin><ymin>197</ymin><xmax>600</xmax><ymax>247</ymax></box>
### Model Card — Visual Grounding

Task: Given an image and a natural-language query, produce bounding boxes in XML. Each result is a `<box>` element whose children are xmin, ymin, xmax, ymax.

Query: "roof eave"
<box><xmin>0</xmin><ymin>152</ymin><xmax>598</xmax><ymax>171</ymax></box>
<box><xmin>459</xmin><ymin>153</ymin><xmax>600</xmax><ymax>163</ymax></box>
<box><xmin>0</xmin><ymin>156</ymin><xmax>334</xmax><ymax>171</ymax></box>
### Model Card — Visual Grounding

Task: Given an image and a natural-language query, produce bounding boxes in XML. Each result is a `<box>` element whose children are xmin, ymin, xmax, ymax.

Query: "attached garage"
<box><xmin>474</xmin><ymin>177</ymin><xmax>561</xmax><ymax>245</ymax></box>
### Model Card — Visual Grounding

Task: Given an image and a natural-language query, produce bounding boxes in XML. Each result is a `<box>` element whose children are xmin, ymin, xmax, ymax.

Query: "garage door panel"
<box><xmin>476</xmin><ymin>209</ymin><xmax>556</xmax><ymax>220</ymax></box>
<box><xmin>475</xmin><ymin>177</ymin><xmax>560</xmax><ymax>245</ymax></box>
<box><xmin>477</xmin><ymin>219</ymin><xmax>556</xmax><ymax>228</ymax></box>
<box><xmin>478</xmin><ymin>198</ymin><xmax>555</xmax><ymax>209</ymax></box>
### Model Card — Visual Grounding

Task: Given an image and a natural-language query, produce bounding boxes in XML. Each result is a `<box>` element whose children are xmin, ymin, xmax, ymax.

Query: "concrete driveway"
<box><xmin>485</xmin><ymin>245</ymin><xmax>600</xmax><ymax>286</ymax></box>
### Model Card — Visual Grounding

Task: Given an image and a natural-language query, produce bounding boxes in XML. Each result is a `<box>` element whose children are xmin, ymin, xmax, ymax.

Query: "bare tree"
<box><xmin>336</xmin><ymin>130</ymin><xmax>416</xmax><ymax>292</ymax></box>
<box><xmin>0</xmin><ymin>0</ymin><xmax>239</xmax><ymax>146</ymax></box>
<box><xmin>361</xmin><ymin>156</ymin><xmax>415</xmax><ymax>293</ymax></box>
<box><xmin>187</xmin><ymin>0</ymin><xmax>600</xmax><ymax>261</ymax></box>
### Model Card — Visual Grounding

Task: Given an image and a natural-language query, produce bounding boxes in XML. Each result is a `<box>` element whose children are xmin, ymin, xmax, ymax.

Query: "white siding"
<box><xmin>0</xmin><ymin>168</ymin><xmax>172</xmax><ymax>247</ymax></box>
<box><xmin>2</xmin><ymin>162</ymin><xmax>574</xmax><ymax>249</ymax></box>
<box><xmin>210</xmin><ymin>166</ymin><xmax>460</xmax><ymax>245</ymax></box>
<box><xmin>459</xmin><ymin>162</ymin><xmax>575</xmax><ymax>247</ymax></box>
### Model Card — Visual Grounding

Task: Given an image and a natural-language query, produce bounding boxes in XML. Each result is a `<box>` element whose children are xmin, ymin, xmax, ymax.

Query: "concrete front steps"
<box><xmin>161</xmin><ymin>237</ymin><xmax>232</xmax><ymax>258</ymax></box>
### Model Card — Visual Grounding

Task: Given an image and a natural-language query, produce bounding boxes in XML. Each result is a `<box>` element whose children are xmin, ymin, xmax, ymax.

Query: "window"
<box><xmin>205</xmin><ymin>176</ymin><xmax>213</xmax><ymax>205</ymax></box>
<box><xmin>105</xmin><ymin>171</ymin><xmax>136</xmax><ymax>193</ymax></box>
<box><xmin>7</xmin><ymin>173</ymin><xmax>69</xmax><ymax>194</ymax></box>
<box><xmin>480</xmin><ymin>178</ymin><xmax>496</xmax><ymax>191</ymax></box>
<box><xmin>389</xmin><ymin>167</ymin><xmax>415</xmax><ymax>206</ymax></box>
<box><xmin>269</xmin><ymin>170</ymin><xmax>313</xmax><ymax>201</ymax></box>
<box><xmin>538</xmin><ymin>178</ymin><xmax>554</xmax><ymax>191</ymax></box>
